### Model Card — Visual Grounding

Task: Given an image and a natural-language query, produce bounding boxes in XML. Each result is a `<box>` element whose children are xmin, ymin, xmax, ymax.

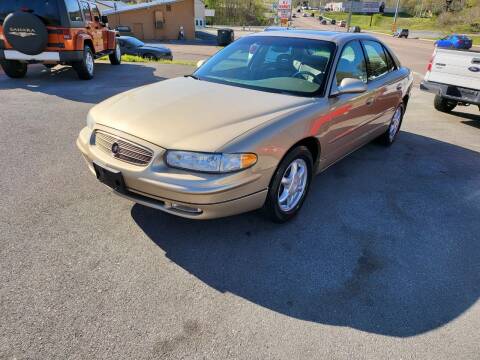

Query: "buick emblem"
<box><xmin>111</xmin><ymin>142</ymin><xmax>120</xmax><ymax>155</ymax></box>
<box><xmin>468</xmin><ymin>66</ymin><xmax>480</xmax><ymax>72</ymax></box>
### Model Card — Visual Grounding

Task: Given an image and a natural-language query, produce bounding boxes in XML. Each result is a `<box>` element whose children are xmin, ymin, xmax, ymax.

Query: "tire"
<box><xmin>263</xmin><ymin>146</ymin><xmax>313</xmax><ymax>223</ymax></box>
<box><xmin>73</xmin><ymin>45</ymin><xmax>95</xmax><ymax>80</ymax></box>
<box><xmin>378</xmin><ymin>103</ymin><xmax>404</xmax><ymax>146</ymax></box>
<box><xmin>0</xmin><ymin>60</ymin><xmax>27</xmax><ymax>78</ymax></box>
<box><xmin>434</xmin><ymin>95</ymin><xmax>457</xmax><ymax>113</ymax></box>
<box><xmin>109</xmin><ymin>42</ymin><xmax>122</xmax><ymax>65</ymax></box>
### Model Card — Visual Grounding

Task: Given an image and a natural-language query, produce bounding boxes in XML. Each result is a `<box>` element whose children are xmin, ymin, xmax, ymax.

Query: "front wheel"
<box><xmin>434</xmin><ymin>95</ymin><xmax>457</xmax><ymax>113</ymax></box>
<box><xmin>263</xmin><ymin>146</ymin><xmax>313</xmax><ymax>223</ymax></box>
<box><xmin>0</xmin><ymin>60</ymin><xmax>27</xmax><ymax>78</ymax></box>
<box><xmin>109</xmin><ymin>42</ymin><xmax>122</xmax><ymax>65</ymax></box>
<box><xmin>73</xmin><ymin>45</ymin><xmax>95</xmax><ymax>80</ymax></box>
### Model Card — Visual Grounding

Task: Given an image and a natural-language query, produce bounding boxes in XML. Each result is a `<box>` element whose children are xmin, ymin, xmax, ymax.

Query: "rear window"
<box><xmin>0</xmin><ymin>0</ymin><xmax>61</xmax><ymax>26</ymax></box>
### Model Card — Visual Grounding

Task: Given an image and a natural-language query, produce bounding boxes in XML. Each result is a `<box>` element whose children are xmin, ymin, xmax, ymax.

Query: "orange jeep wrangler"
<box><xmin>0</xmin><ymin>0</ymin><xmax>121</xmax><ymax>80</ymax></box>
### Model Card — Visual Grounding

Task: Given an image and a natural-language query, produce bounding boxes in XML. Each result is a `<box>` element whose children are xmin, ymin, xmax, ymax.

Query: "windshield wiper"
<box><xmin>185</xmin><ymin>74</ymin><xmax>200</xmax><ymax>80</ymax></box>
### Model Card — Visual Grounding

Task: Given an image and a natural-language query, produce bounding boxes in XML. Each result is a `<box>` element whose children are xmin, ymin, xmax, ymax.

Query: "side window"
<box><xmin>65</xmin><ymin>0</ymin><xmax>82</xmax><ymax>22</ymax></box>
<box><xmin>362</xmin><ymin>40</ymin><xmax>389</xmax><ymax>80</ymax></box>
<box><xmin>80</xmin><ymin>1</ymin><xmax>92</xmax><ymax>22</ymax></box>
<box><xmin>91</xmin><ymin>5</ymin><xmax>101</xmax><ymax>21</ymax></box>
<box><xmin>383</xmin><ymin>46</ymin><xmax>396</xmax><ymax>72</ymax></box>
<box><xmin>335</xmin><ymin>40</ymin><xmax>367</xmax><ymax>86</ymax></box>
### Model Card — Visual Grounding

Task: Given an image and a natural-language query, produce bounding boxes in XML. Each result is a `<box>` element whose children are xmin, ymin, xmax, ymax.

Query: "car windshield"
<box><xmin>0</xmin><ymin>0</ymin><xmax>60</xmax><ymax>25</ymax></box>
<box><xmin>124</xmin><ymin>37</ymin><xmax>145</xmax><ymax>47</ymax></box>
<box><xmin>194</xmin><ymin>36</ymin><xmax>336</xmax><ymax>96</ymax></box>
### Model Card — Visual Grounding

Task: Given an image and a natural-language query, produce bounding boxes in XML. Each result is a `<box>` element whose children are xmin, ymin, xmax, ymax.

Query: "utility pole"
<box><xmin>346</xmin><ymin>1</ymin><xmax>353</xmax><ymax>30</ymax></box>
<box><xmin>393</xmin><ymin>0</ymin><xmax>400</xmax><ymax>32</ymax></box>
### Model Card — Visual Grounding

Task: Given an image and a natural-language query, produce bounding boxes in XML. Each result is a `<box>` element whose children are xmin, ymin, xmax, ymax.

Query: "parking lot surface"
<box><xmin>1</xmin><ymin>53</ymin><xmax>480</xmax><ymax>359</ymax></box>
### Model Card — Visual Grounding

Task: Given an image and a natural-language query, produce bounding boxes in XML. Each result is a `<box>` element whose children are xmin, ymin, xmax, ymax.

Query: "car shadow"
<box><xmin>131</xmin><ymin>131</ymin><xmax>480</xmax><ymax>338</ymax></box>
<box><xmin>0</xmin><ymin>62</ymin><xmax>167</xmax><ymax>104</ymax></box>
<box><xmin>451</xmin><ymin>110</ymin><xmax>480</xmax><ymax>122</ymax></box>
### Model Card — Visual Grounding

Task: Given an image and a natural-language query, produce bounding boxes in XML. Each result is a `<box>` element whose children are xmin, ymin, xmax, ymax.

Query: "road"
<box><xmin>293</xmin><ymin>15</ymin><xmax>435</xmax><ymax>75</ymax></box>
<box><xmin>1</xmin><ymin>39</ymin><xmax>480</xmax><ymax>359</ymax></box>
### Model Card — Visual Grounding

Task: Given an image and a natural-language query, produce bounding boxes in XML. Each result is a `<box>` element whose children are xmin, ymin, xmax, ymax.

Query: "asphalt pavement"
<box><xmin>1</xmin><ymin>44</ymin><xmax>480</xmax><ymax>359</ymax></box>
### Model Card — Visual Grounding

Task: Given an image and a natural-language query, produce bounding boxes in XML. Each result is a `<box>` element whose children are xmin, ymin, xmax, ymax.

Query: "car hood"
<box><xmin>90</xmin><ymin>77</ymin><xmax>314</xmax><ymax>151</ymax></box>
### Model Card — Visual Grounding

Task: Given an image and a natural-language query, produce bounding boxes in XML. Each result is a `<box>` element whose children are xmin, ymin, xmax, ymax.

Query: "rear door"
<box><xmin>427</xmin><ymin>48</ymin><xmax>480</xmax><ymax>90</ymax></box>
<box><xmin>360</xmin><ymin>40</ymin><xmax>402</xmax><ymax>133</ymax></box>
<box><xmin>323</xmin><ymin>40</ymin><xmax>372</xmax><ymax>163</ymax></box>
<box><xmin>79</xmin><ymin>1</ymin><xmax>103</xmax><ymax>52</ymax></box>
<box><xmin>89</xmin><ymin>3</ymin><xmax>106</xmax><ymax>51</ymax></box>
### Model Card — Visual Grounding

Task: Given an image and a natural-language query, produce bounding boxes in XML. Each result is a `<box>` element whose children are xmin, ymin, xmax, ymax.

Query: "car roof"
<box><xmin>248</xmin><ymin>30</ymin><xmax>381</xmax><ymax>45</ymax></box>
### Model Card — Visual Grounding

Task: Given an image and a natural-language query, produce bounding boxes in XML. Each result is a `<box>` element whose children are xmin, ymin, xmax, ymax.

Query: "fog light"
<box><xmin>171</xmin><ymin>203</ymin><xmax>202</xmax><ymax>214</ymax></box>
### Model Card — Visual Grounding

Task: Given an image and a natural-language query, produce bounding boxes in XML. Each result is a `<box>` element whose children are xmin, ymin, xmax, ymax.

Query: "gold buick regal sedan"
<box><xmin>77</xmin><ymin>31</ymin><xmax>412</xmax><ymax>222</ymax></box>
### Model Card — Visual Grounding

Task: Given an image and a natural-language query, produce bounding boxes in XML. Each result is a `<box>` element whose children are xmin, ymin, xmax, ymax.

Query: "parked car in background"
<box><xmin>435</xmin><ymin>34</ymin><xmax>473</xmax><ymax>50</ymax></box>
<box><xmin>264</xmin><ymin>26</ymin><xmax>294</xmax><ymax>32</ymax></box>
<box><xmin>303</xmin><ymin>13</ymin><xmax>308</xmax><ymax>17</ymax></box>
<box><xmin>348</xmin><ymin>26</ymin><xmax>361</xmax><ymax>33</ymax></box>
<box><xmin>115</xmin><ymin>25</ymin><xmax>135</xmax><ymax>37</ymax></box>
<box><xmin>77</xmin><ymin>31</ymin><xmax>412</xmax><ymax>222</ymax></box>
<box><xmin>117</xmin><ymin>36</ymin><xmax>172</xmax><ymax>60</ymax></box>
<box><xmin>321</xmin><ymin>19</ymin><xmax>328</xmax><ymax>25</ymax></box>
<box><xmin>339</xmin><ymin>20</ymin><xmax>347</xmax><ymax>27</ymax></box>
<box><xmin>393</xmin><ymin>28</ymin><xmax>409</xmax><ymax>38</ymax></box>
<box><xmin>0</xmin><ymin>0</ymin><xmax>121</xmax><ymax>80</ymax></box>
<box><xmin>421</xmin><ymin>47</ymin><xmax>480</xmax><ymax>113</ymax></box>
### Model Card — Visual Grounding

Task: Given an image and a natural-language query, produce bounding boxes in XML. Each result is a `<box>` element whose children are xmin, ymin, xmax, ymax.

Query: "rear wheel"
<box><xmin>263</xmin><ymin>146</ymin><xmax>313</xmax><ymax>223</ymax></box>
<box><xmin>73</xmin><ymin>45</ymin><xmax>95</xmax><ymax>80</ymax></box>
<box><xmin>0</xmin><ymin>60</ymin><xmax>27</xmax><ymax>78</ymax></box>
<box><xmin>434</xmin><ymin>95</ymin><xmax>457</xmax><ymax>113</ymax></box>
<box><xmin>378</xmin><ymin>104</ymin><xmax>404</xmax><ymax>146</ymax></box>
<box><xmin>109</xmin><ymin>42</ymin><xmax>122</xmax><ymax>65</ymax></box>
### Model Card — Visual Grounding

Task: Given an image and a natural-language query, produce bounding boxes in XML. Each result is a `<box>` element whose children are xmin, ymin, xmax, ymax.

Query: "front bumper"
<box><xmin>0</xmin><ymin>50</ymin><xmax>83</xmax><ymax>63</ymax></box>
<box><xmin>420</xmin><ymin>80</ymin><xmax>480</xmax><ymax>106</ymax></box>
<box><xmin>76</xmin><ymin>126</ymin><xmax>270</xmax><ymax>219</ymax></box>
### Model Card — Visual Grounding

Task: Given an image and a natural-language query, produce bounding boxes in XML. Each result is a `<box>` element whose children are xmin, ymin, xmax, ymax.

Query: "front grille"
<box><xmin>94</xmin><ymin>131</ymin><xmax>153</xmax><ymax>166</ymax></box>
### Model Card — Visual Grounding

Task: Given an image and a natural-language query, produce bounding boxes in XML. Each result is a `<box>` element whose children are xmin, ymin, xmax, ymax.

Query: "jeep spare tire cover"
<box><xmin>3</xmin><ymin>12</ymin><xmax>48</xmax><ymax>55</ymax></box>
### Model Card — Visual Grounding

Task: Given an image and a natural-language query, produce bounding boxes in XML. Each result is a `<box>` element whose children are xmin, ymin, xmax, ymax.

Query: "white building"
<box><xmin>325</xmin><ymin>1</ymin><xmax>385</xmax><ymax>13</ymax></box>
<box><xmin>195</xmin><ymin>0</ymin><xmax>206</xmax><ymax>27</ymax></box>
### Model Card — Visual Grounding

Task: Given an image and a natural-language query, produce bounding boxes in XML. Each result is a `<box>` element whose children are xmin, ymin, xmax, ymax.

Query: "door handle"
<box><xmin>366</xmin><ymin>97</ymin><xmax>374</xmax><ymax>106</ymax></box>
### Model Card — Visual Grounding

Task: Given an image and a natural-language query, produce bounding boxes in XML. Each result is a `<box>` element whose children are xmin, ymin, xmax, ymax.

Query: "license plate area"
<box><xmin>93</xmin><ymin>162</ymin><xmax>126</xmax><ymax>193</ymax></box>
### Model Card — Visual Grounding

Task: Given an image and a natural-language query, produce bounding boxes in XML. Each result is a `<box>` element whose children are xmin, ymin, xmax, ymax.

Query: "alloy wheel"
<box><xmin>277</xmin><ymin>158</ymin><xmax>308</xmax><ymax>212</ymax></box>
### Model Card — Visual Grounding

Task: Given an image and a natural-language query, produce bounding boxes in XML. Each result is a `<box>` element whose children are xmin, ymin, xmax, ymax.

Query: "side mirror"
<box><xmin>196</xmin><ymin>59</ymin><xmax>207</xmax><ymax>68</ymax></box>
<box><xmin>331</xmin><ymin>78</ymin><xmax>367</xmax><ymax>96</ymax></box>
<box><xmin>101</xmin><ymin>15</ymin><xmax>109</xmax><ymax>24</ymax></box>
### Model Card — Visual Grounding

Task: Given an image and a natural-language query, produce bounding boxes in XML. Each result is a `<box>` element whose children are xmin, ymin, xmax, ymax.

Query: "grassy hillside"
<box><xmin>313</xmin><ymin>12</ymin><xmax>480</xmax><ymax>44</ymax></box>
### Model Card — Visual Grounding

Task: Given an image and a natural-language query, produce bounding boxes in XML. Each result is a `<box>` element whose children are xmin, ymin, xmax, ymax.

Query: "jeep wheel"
<box><xmin>0</xmin><ymin>60</ymin><xmax>27</xmax><ymax>79</ymax></box>
<box><xmin>73</xmin><ymin>45</ymin><xmax>95</xmax><ymax>80</ymax></box>
<box><xmin>109</xmin><ymin>42</ymin><xmax>122</xmax><ymax>65</ymax></box>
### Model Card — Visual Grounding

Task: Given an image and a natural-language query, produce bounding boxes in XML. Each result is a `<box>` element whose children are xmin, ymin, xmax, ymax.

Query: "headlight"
<box><xmin>86</xmin><ymin>111</ymin><xmax>96</xmax><ymax>130</ymax></box>
<box><xmin>165</xmin><ymin>151</ymin><xmax>257</xmax><ymax>173</ymax></box>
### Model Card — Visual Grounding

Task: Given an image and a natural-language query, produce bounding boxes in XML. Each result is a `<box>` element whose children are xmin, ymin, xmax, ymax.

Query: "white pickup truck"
<box><xmin>420</xmin><ymin>47</ymin><xmax>480</xmax><ymax>113</ymax></box>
